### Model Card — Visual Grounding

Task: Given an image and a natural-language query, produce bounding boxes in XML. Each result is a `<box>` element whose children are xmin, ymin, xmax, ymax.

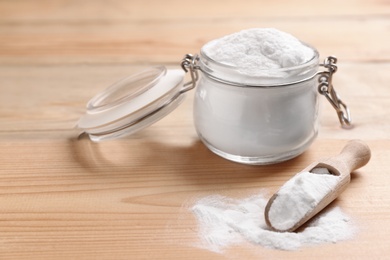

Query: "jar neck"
<box><xmin>198</xmin><ymin>45</ymin><xmax>320</xmax><ymax>87</ymax></box>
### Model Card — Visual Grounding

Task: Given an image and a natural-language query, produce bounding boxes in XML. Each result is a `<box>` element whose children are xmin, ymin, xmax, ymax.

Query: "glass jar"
<box><xmin>77</xmin><ymin>39</ymin><xmax>351</xmax><ymax>165</ymax></box>
<box><xmin>192</xmin><ymin>46</ymin><xmax>320</xmax><ymax>164</ymax></box>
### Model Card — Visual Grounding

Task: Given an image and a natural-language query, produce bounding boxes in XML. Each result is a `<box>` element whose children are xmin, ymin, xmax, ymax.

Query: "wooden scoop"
<box><xmin>264</xmin><ymin>139</ymin><xmax>371</xmax><ymax>232</ymax></box>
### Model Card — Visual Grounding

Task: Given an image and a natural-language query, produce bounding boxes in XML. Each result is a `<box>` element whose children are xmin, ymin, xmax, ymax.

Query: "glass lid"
<box><xmin>87</xmin><ymin>66</ymin><xmax>167</xmax><ymax>113</ymax></box>
<box><xmin>77</xmin><ymin>66</ymin><xmax>185</xmax><ymax>141</ymax></box>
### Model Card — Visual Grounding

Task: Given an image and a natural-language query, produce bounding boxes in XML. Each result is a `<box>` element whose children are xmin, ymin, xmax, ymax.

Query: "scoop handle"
<box><xmin>337</xmin><ymin>139</ymin><xmax>371</xmax><ymax>173</ymax></box>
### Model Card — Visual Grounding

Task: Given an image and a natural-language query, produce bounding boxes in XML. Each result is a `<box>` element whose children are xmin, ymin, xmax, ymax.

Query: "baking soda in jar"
<box><xmin>193</xmin><ymin>28</ymin><xmax>321</xmax><ymax>164</ymax></box>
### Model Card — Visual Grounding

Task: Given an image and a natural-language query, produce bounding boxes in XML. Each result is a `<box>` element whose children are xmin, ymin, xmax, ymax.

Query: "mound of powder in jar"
<box><xmin>191</xmin><ymin>193</ymin><xmax>356</xmax><ymax>252</ymax></box>
<box><xmin>202</xmin><ymin>28</ymin><xmax>315</xmax><ymax>74</ymax></box>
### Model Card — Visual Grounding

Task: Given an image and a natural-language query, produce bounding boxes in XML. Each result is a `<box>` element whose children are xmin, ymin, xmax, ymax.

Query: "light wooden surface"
<box><xmin>0</xmin><ymin>0</ymin><xmax>389</xmax><ymax>259</ymax></box>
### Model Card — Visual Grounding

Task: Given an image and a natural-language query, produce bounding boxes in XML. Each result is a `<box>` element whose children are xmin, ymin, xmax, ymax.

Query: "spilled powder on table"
<box><xmin>191</xmin><ymin>193</ymin><xmax>356</xmax><ymax>252</ymax></box>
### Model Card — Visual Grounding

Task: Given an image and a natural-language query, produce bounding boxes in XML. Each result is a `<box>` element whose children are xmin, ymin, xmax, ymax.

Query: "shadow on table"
<box><xmin>66</xmin><ymin>131</ymin><xmax>312</xmax><ymax>186</ymax></box>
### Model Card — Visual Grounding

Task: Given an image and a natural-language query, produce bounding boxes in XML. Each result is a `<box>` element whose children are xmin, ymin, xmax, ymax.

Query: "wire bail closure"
<box><xmin>180</xmin><ymin>54</ymin><xmax>200</xmax><ymax>93</ymax></box>
<box><xmin>318</xmin><ymin>56</ymin><xmax>352</xmax><ymax>128</ymax></box>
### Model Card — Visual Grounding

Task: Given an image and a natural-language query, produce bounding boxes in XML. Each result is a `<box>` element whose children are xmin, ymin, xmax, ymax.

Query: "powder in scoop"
<box><xmin>191</xmin><ymin>192</ymin><xmax>355</xmax><ymax>252</ymax></box>
<box><xmin>202</xmin><ymin>28</ymin><xmax>315</xmax><ymax>74</ymax></box>
<box><xmin>267</xmin><ymin>170</ymin><xmax>340</xmax><ymax>231</ymax></box>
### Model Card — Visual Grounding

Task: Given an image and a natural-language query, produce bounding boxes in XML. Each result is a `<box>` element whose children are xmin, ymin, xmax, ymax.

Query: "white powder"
<box><xmin>194</xmin><ymin>28</ymin><xmax>320</xmax><ymax>164</ymax></box>
<box><xmin>191</xmin><ymin>192</ymin><xmax>355</xmax><ymax>252</ymax></box>
<box><xmin>202</xmin><ymin>28</ymin><xmax>315</xmax><ymax>75</ymax></box>
<box><xmin>267</xmin><ymin>170</ymin><xmax>340</xmax><ymax>231</ymax></box>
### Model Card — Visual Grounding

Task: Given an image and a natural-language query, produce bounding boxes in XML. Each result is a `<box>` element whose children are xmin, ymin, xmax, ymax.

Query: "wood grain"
<box><xmin>1</xmin><ymin>0</ymin><xmax>388</xmax><ymax>21</ymax></box>
<box><xmin>0</xmin><ymin>0</ymin><xmax>389</xmax><ymax>65</ymax></box>
<box><xmin>0</xmin><ymin>18</ymin><xmax>389</xmax><ymax>65</ymax></box>
<box><xmin>0</xmin><ymin>0</ymin><xmax>389</xmax><ymax>259</ymax></box>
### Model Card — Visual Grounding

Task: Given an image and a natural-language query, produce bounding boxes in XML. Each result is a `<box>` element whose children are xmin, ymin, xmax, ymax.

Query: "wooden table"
<box><xmin>1</xmin><ymin>0</ymin><xmax>389</xmax><ymax>259</ymax></box>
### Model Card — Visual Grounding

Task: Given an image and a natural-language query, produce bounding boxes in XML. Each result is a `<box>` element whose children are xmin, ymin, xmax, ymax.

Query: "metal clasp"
<box><xmin>180</xmin><ymin>54</ymin><xmax>200</xmax><ymax>93</ymax></box>
<box><xmin>318</xmin><ymin>56</ymin><xmax>352</xmax><ymax>128</ymax></box>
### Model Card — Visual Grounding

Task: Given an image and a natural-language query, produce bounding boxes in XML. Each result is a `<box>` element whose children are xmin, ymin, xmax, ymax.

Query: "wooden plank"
<box><xmin>0</xmin><ymin>18</ymin><xmax>389</xmax><ymax>65</ymax></box>
<box><xmin>0</xmin><ymin>0</ymin><xmax>388</xmax><ymax>21</ymax></box>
